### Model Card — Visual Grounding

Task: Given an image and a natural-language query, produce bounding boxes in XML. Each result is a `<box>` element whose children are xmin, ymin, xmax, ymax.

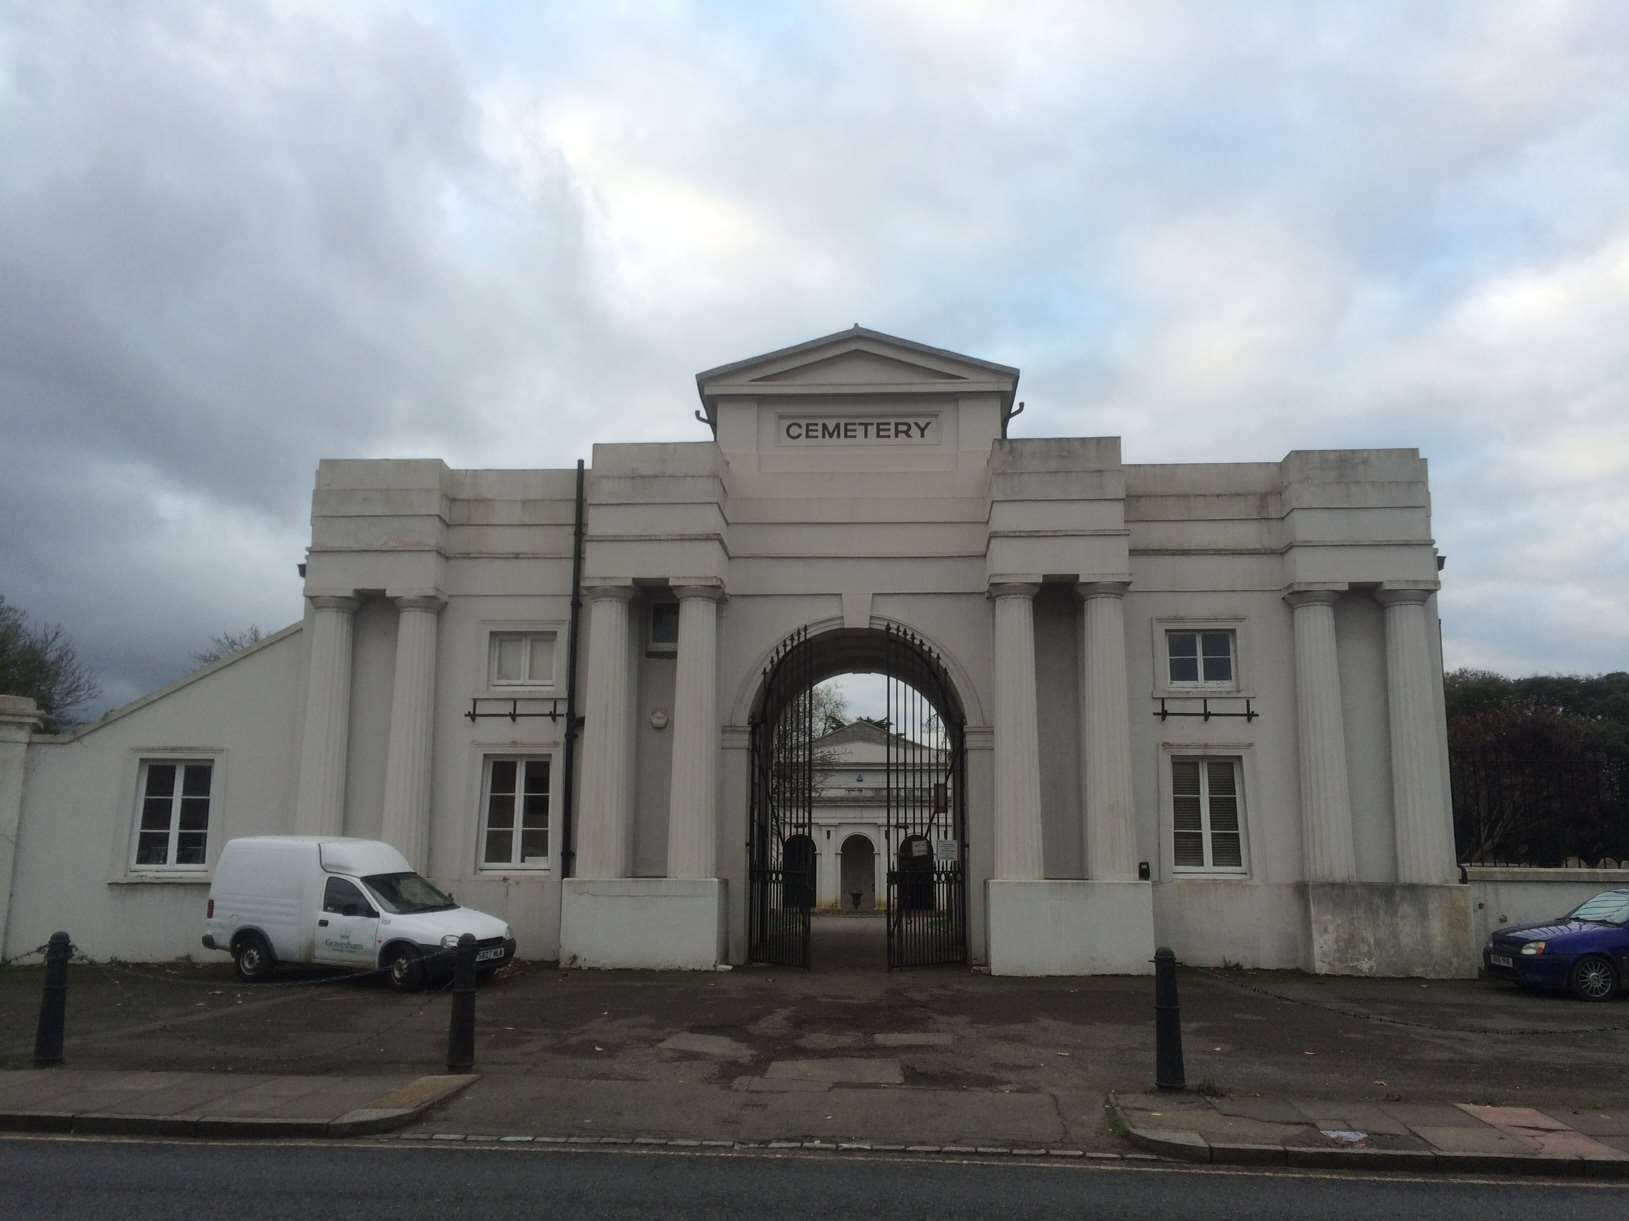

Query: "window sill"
<box><xmin>477</xmin><ymin>867</ymin><xmax>553</xmax><ymax>878</ymax></box>
<box><xmin>109</xmin><ymin>873</ymin><xmax>211</xmax><ymax>886</ymax></box>
<box><xmin>1167</xmin><ymin>872</ymin><xmax>1252</xmax><ymax>881</ymax></box>
<box><xmin>1154</xmin><ymin>687</ymin><xmax>1252</xmax><ymax>700</ymax></box>
<box><xmin>480</xmin><ymin>686</ymin><xmax>562</xmax><ymax>699</ymax></box>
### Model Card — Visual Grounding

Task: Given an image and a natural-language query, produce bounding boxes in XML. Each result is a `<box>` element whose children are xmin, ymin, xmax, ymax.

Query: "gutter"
<box><xmin>559</xmin><ymin>459</ymin><xmax>587</xmax><ymax>878</ymax></box>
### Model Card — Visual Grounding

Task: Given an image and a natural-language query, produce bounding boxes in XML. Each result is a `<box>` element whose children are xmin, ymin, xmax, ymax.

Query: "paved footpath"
<box><xmin>1111</xmin><ymin>1091</ymin><xmax>1629</xmax><ymax>1179</ymax></box>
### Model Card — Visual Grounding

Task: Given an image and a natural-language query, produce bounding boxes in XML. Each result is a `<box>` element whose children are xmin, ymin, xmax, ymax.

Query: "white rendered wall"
<box><xmin>8</xmin><ymin>629</ymin><xmax>305</xmax><ymax>961</ymax></box>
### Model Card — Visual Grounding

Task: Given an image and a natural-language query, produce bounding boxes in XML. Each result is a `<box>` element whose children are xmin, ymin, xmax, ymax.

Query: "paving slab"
<box><xmin>764</xmin><ymin>1057</ymin><xmax>904</xmax><ymax>1085</ymax></box>
<box><xmin>1390</xmin><ymin>1124</ymin><xmax>1532</xmax><ymax>1156</ymax></box>
<box><xmin>660</xmin><ymin>1033</ymin><xmax>754</xmax><ymax>1060</ymax></box>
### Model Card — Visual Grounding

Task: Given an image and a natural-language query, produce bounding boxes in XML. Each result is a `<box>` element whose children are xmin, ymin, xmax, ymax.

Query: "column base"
<box><xmin>986</xmin><ymin>879</ymin><xmax>1155</xmax><ymax>976</ymax></box>
<box><xmin>1305</xmin><ymin>882</ymin><xmax>1476</xmax><ymax>978</ymax></box>
<box><xmin>560</xmin><ymin>878</ymin><xmax>726</xmax><ymax>970</ymax></box>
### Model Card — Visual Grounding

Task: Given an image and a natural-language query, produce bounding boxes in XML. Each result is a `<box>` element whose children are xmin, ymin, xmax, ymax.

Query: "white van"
<box><xmin>201</xmin><ymin>836</ymin><xmax>515</xmax><ymax>990</ymax></box>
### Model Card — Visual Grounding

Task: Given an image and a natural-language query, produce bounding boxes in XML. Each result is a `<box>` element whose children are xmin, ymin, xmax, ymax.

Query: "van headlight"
<box><xmin>504</xmin><ymin>925</ymin><xmax>513</xmax><ymax>941</ymax></box>
<box><xmin>1520</xmin><ymin>941</ymin><xmax>1547</xmax><ymax>956</ymax></box>
<box><xmin>440</xmin><ymin>933</ymin><xmax>461</xmax><ymax>949</ymax></box>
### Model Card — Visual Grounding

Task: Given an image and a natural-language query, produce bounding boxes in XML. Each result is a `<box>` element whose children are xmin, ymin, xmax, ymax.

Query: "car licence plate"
<box><xmin>1490</xmin><ymin>953</ymin><xmax>1513</xmax><ymax>968</ymax></box>
<box><xmin>475</xmin><ymin>946</ymin><xmax>506</xmax><ymax>963</ymax></box>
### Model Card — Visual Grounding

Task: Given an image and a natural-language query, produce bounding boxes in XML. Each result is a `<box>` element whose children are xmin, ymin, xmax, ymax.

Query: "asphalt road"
<box><xmin>3</xmin><ymin>1138</ymin><xmax>1626</xmax><ymax>1221</ymax></box>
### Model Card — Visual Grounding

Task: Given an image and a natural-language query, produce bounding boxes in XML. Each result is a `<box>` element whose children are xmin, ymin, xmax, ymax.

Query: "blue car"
<box><xmin>1483</xmin><ymin>888</ymin><xmax>1629</xmax><ymax>1001</ymax></box>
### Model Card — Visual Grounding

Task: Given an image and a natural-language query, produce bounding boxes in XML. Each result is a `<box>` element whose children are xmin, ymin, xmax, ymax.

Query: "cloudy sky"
<box><xmin>3</xmin><ymin>0</ymin><xmax>1627</xmax><ymax>718</ymax></box>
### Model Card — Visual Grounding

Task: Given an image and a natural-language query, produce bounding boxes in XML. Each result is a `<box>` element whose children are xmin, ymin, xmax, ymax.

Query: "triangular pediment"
<box><xmin>695</xmin><ymin>325</ymin><xmax>1018</xmax><ymax>426</ymax></box>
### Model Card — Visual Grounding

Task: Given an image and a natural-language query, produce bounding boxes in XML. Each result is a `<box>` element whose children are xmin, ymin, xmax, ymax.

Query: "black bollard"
<box><xmin>446</xmin><ymin>934</ymin><xmax>477</xmax><ymax>1072</ymax></box>
<box><xmin>1154</xmin><ymin>946</ymin><xmax>1185</xmax><ymax>1091</ymax></box>
<box><xmin>33</xmin><ymin>931</ymin><xmax>71</xmax><ymax>1067</ymax></box>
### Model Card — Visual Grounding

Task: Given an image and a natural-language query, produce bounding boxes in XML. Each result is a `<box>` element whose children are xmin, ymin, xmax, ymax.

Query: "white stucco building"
<box><xmin>0</xmin><ymin>327</ymin><xmax>1473</xmax><ymax>976</ymax></box>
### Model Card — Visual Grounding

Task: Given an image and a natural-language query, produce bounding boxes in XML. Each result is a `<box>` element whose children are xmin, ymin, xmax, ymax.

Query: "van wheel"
<box><xmin>233</xmin><ymin>933</ymin><xmax>275</xmax><ymax>982</ymax></box>
<box><xmin>384</xmin><ymin>945</ymin><xmax>425</xmax><ymax>992</ymax></box>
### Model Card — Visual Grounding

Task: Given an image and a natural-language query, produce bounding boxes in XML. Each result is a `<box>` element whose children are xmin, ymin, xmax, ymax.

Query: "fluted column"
<box><xmin>380</xmin><ymin>595</ymin><xmax>444</xmax><ymax>870</ymax></box>
<box><xmin>1377</xmin><ymin>588</ymin><xmax>1455</xmax><ymax>883</ymax></box>
<box><xmin>576</xmin><ymin>585</ymin><xmax>636</xmax><ymax>878</ymax></box>
<box><xmin>1080</xmin><ymin>582</ymin><xmax>1138</xmax><ymax>880</ymax></box>
<box><xmin>295</xmin><ymin>595</ymin><xmax>360</xmax><ymax>837</ymax></box>
<box><xmin>667</xmin><ymin>583</ymin><xmax>724</xmax><ymax>879</ymax></box>
<box><xmin>1286</xmin><ymin>589</ymin><xmax>1357</xmax><ymax>881</ymax></box>
<box><xmin>990</xmin><ymin>582</ymin><xmax>1044</xmax><ymax>880</ymax></box>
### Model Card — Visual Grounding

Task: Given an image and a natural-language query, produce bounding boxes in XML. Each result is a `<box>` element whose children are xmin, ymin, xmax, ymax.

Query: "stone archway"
<box><xmin>747</xmin><ymin>622</ymin><xmax>969</xmax><ymax>969</ymax></box>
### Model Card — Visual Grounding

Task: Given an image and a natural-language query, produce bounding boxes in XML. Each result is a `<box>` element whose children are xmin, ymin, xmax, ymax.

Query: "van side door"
<box><xmin>315</xmin><ymin>876</ymin><xmax>380</xmax><ymax>968</ymax></box>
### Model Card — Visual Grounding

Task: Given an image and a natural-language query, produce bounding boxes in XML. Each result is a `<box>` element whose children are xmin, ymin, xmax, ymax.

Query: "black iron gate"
<box><xmin>748</xmin><ymin>626</ymin><xmax>815</xmax><ymax>967</ymax></box>
<box><xmin>748</xmin><ymin>622</ymin><xmax>968</xmax><ymax>970</ymax></box>
<box><xmin>883</xmin><ymin>624</ymin><xmax>968</xmax><ymax>969</ymax></box>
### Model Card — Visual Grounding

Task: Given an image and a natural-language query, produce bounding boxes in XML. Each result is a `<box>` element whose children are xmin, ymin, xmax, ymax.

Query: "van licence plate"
<box><xmin>475</xmin><ymin>946</ymin><xmax>506</xmax><ymax>963</ymax></box>
<box><xmin>1490</xmin><ymin>953</ymin><xmax>1513</xmax><ymax>968</ymax></box>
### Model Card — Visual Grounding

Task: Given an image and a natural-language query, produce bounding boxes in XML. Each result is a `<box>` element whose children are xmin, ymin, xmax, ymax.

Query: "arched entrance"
<box><xmin>748</xmin><ymin>623</ymin><xmax>968</xmax><ymax>969</ymax></box>
<box><xmin>839</xmin><ymin>834</ymin><xmax>876</xmax><ymax>911</ymax></box>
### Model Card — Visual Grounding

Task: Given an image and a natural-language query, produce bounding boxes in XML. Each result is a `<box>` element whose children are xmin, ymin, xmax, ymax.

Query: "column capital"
<box><xmin>671</xmin><ymin>581</ymin><xmax>726</xmax><ymax>602</ymax></box>
<box><xmin>1077</xmin><ymin>579</ymin><xmax>1131</xmax><ymax>601</ymax></box>
<box><xmin>1374</xmin><ymin>586</ymin><xmax>1436</xmax><ymax>608</ymax></box>
<box><xmin>1283</xmin><ymin>588</ymin><xmax>1342</xmax><ymax>610</ymax></box>
<box><xmin>583</xmin><ymin>582</ymin><xmax>637</xmax><ymax>602</ymax></box>
<box><xmin>309</xmin><ymin>594</ymin><xmax>361</xmax><ymax>613</ymax></box>
<box><xmin>987</xmin><ymin>580</ymin><xmax>1040</xmax><ymax>600</ymax></box>
<box><xmin>392</xmin><ymin>594</ymin><xmax>446</xmax><ymax>614</ymax></box>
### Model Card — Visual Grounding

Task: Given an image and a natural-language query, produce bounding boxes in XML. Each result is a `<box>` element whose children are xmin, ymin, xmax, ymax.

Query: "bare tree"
<box><xmin>192</xmin><ymin>625</ymin><xmax>265</xmax><ymax>666</ymax></box>
<box><xmin>0</xmin><ymin>595</ymin><xmax>102</xmax><ymax>733</ymax></box>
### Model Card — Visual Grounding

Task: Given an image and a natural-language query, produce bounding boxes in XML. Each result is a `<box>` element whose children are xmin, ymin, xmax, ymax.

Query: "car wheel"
<box><xmin>233</xmin><ymin>932</ymin><xmax>275</xmax><ymax>983</ymax></box>
<box><xmin>384</xmin><ymin>944</ymin><xmax>425</xmax><ymax>992</ymax></box>
<box><xmin>1569</xmin><ymin>955</ymin><xmax>1618</xmax><ymax>1002</ymax></box>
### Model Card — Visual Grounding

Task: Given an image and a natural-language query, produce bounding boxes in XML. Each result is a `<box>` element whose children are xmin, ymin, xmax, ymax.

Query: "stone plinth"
<box><xmin>1305</xmin><ymin>882</ymin><xmax>1476</xmax><ymax>978</ymax></box>
<box><xmin>560</xmin><ymin>878</ymin><xmax>727</xmax><ymax>970</ymax></box>
<box><xmin>986</xmin><ymin>879</ymin><xmax>1155</xmax><ymax>975</ymax></box>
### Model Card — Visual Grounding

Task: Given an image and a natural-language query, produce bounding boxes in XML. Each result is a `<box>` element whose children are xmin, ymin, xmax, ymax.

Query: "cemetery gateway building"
<box><xmin>0</xmin><ymin>328</ymin><xmax>1474</xmax><ymax>976</ymax></box>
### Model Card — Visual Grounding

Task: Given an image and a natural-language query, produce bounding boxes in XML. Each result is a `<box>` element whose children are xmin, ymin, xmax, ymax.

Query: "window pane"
<box><xmin>140</xmin><ymin>797</ymin><xmax>173</xmax><ymax>831</ymax></box>
<box><xmin>1202</xmin><ymin>653</ymin><xmax>1233</xmax><ymax>683</ymax></box>
<box><xmin>489</xmin><ymin>759</ymin><xmax>516</xmax><ymax>794</ymax></box>
<box><xmin>1173</xmin><ymin>794</ymin><xmax>1202</xmax><ymax>832</ymax></box>
<box><xmin>136</xmin><ymin>833</ymin><xmax>170</xmax><ymax>866</ymax></box>
<box><xmin>1200</xmin><ymin>632</ymin><xmax>1231</xmax><ymax>660</ymax></box>
<box><xmin>484</xmin><ymin>829</ymin><xmax>514</xmax><ymax>865</ymax></box>
<box><xmin>493</xmin><ymin>636</ymin><xmax>523</xmax><ymax>683</ymax></box>
<box><xmin>179</xmin><ymin>797</ymin><xmax>210</xmax><ymax>832</ymax></box>
<box><xmin>522</xmin><ymin>793</ymin><xmax>549</xmax><ymax>828</ymax></box>
<box><xmin>1208</xmin><ymin>794</ymin><xmax>1239</xmax><ymax>833</ymax></box>
<box><xmin>527</xmin><ymin>634</ymin><xmax>555</xmax><ymax>682</ymax></box>
<box><xmin>522</xmin><ymin>760</ymin><xmax>550</xmax><ymax>794</ymax></box>
<box><xmin>1168</xmin><ymin>633</ymin><xmax>1197</xmax><ymax>658</ymax></box>
<box><xmin>175</xmin><ymin>833</ymin><xmax>207</xmax><ymax>865</ymax></box>
<box><xmin>1172</xmin><ymin>760</ymin><xmax>1201</xmax><ymax>795</ymax></box>
<box><xmin>520</xmin><ymin>828</ymin><xmax>548</xmax><ymax>861</ymax></box>
<box><xmin>1207</xmin><ymin>760</ymin><xmax>1236</xmax><ymax>796</ymax></box>
<box><xmin>487</xmin><ymin>793</ymin><xmax>515</xmax><ymax>830</ymax></box>
<box><xmin>1211</xmin><ymin>833</ymin><xmax>1243</xmax><ymax>869</ymax></box>
<box><xmin>144</xmin><ymin>764</ymin><xmax>176</xmax><ymax>799</ymax></box>
<box><xmin>1168</xmin><ymin>656</ymin><xmax>1198</xmax><ymax>683</ymax></box>
<box><xmin>181</xmin><ymin>764</ymin><xmax>212</xmax><ymax>798</ymax></box>
<box><xmin>1173</xmin><ymin>831</ymin><xmax>1206</xmax><ymax>868</ymax></box>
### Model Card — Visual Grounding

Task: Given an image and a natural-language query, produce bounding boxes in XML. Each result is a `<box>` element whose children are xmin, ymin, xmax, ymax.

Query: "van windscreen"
<box><xmin>363</xmin><ymin>873</ymin><xmax>456</xmax><ymax>915</ymax></box>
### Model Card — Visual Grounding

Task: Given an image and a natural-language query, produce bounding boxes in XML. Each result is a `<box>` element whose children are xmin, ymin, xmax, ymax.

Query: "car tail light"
<box><xmin>207</xmin><ymin>899</ymin><xmax>214</xmax><ymax>918</ymax></box>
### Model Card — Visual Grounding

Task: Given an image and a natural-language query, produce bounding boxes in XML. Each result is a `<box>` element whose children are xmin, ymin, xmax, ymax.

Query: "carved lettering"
<box><xmin>780</xmin><ymin>416</ymin><xmax>937</xmax><ymax>445</ymax></box>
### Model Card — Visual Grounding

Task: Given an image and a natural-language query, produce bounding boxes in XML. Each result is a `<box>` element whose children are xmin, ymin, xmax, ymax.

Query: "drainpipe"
<box><xmin>559</xmin><ymin>459</ymin><xmax>586</xmax><ymax>878</ymax></box>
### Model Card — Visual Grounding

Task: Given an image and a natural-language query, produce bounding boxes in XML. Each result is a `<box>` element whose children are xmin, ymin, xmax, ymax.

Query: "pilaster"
<box><xmin>380</xmin><ymin>595</ymin><xmax>445</xmax><ymax>870</ymax></box>
<box><xmin>1079</xmin><ymin>581</ymin><xmax>1138</xmax><ymax>881</ymax></box>
<box><xmin>1377</xmin><ymin>587</ymin><xmax>1455</xmax><ymax>883</ymax></box>
<box><xmin>1285</xmin><ymin>588</ymin><xmax>1357</xmax><ymax>881</ymax></box>
<box><xmin>989</xmin><ymin>581</ymin><xmax>1043</xmax><ymax>880</ymax></box>
<box><xmin>0</xmin><ymin>696</ymin><xmax>41</xmax><ymax>958</ymax></box>
<box><xmin>667</xmin><ymin>582</ymin><xmax>725</xmax><ymax>879</ymax></box>
<box><xmin>294</xmin><ymin>595</ymin><xmax>360</xmax><ymax>837</ymax></box>
<box><xmin>575</xmin><ymin>584</ymin><xmax>637</xmax><ymax>878</ymax></box>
